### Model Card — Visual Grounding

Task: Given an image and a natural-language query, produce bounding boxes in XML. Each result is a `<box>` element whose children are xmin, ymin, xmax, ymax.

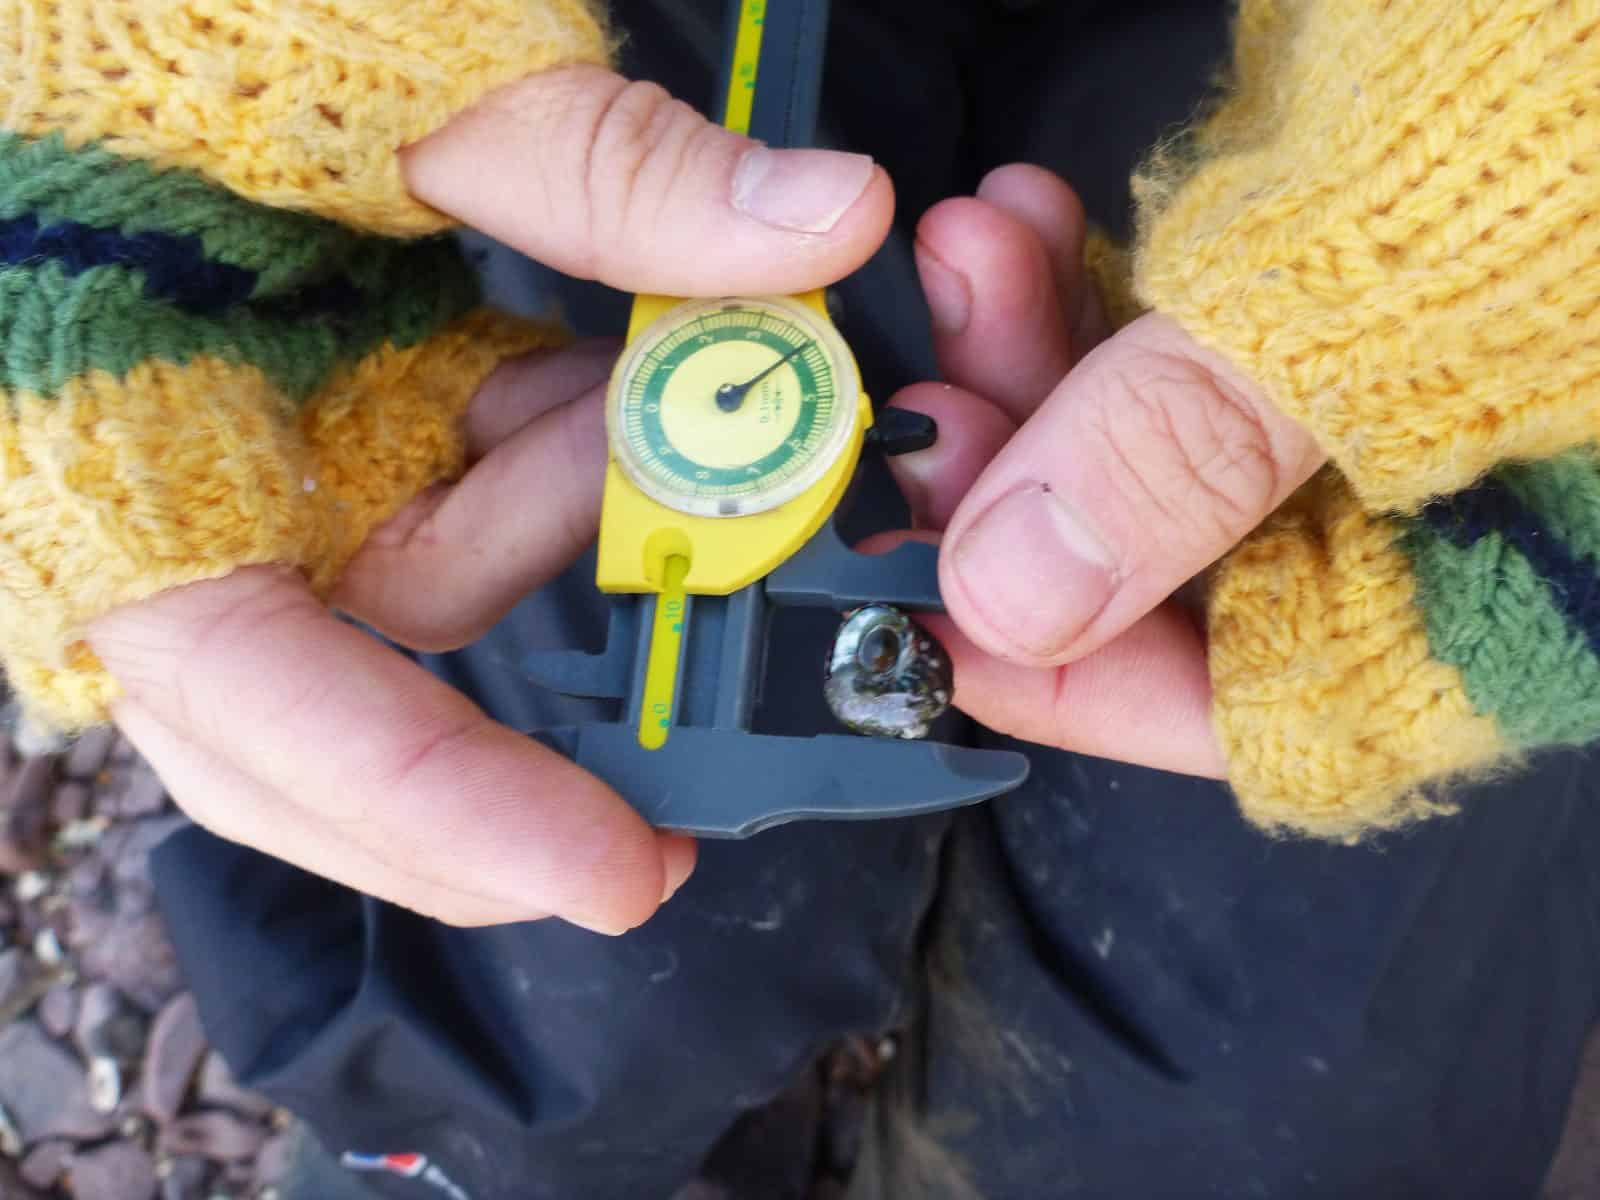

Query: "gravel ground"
<box><xmin>0</xmin><ymin>725</ymin><xmax>292</xmax><ymax>1200</ymax></box>
<box><xmin>0</xmin><ymin>718</ymin><xmax>1593</xmax><ymax>1200</ymax></box>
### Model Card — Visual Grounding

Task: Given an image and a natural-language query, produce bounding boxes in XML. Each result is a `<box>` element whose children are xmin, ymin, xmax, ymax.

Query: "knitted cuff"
<box><xmin>0</xmin><ymin>130</ymin><xmax>563</xmax><ymax>733</ymax></box>
<box><xmin>4</xmin><ymin>0</ymin><xmax>612</xmax><ymax>235</ymax></box>
<box><xmin>1082</xmin><ymin>228</ymin><xmax>1143</xmax><ymax>331</ymax></box>
<box><xmin>1134</xmin><ymin>0</ymin><xmax>1599</xmax><ymax>514</ymax></box>
<box><xmin>1210</xmin><ymin>450</ymin><xmax>1600</xmax><ymax>841</ymax></box>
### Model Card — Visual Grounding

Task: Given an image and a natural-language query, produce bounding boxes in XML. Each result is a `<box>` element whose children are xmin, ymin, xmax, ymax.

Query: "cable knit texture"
<box><xmin>3</xmin><ymin>0</ymin><xmax>611</xmax><ymax>234</ymax></box>
<box><xmin>1136</xmin><ymin>0</ymin><xmax>1600</xmax><ymax>513</ymax></box>
<box><xmin>1135</xmin><ymin>0</ymin><xmax>1600</xmax><ymax>837</ymax></box>
<box><xmin>0</xmin><ymin>1</ymin><xmax>602</xmax><ymax>733</ymax></box>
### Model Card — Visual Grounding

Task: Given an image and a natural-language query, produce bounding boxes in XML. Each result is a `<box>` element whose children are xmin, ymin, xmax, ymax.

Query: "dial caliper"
<box><xmin>524</xmin><ymin>0</ymin><xmax>1031</xmax><ymax>836</ymax></box>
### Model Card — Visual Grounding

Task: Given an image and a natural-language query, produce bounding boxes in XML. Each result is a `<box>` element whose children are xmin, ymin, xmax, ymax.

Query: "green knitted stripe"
<box><xmin>1499</xmin><ymin>449</ymin><xmax>1600</xmax><ymax>565</ymax></box>
<box><xmin>0</xmin><ymin>131</ymin><xmax>372</xmax><ymax>297</ymax></box>
<box><xmin>0</xmin><ymin>237</ymin><xmax>479</xmax><ymax>403</ymax></box>
<box><xmin>1399</xmin><ymin>523</ymin><xmax>1600</xmax><ymax>748</ymax></box>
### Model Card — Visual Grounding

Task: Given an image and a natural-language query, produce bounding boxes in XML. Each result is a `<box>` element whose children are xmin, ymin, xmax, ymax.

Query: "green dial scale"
<box><xmin>611</xmin><ymin>296</ymin><xmax>857</xmax><ymax>520</ymax></box>
<box><xmin>523</xmin><ymin>0</ymin><xmax>1030</xmax><ymax>835</ymax></box>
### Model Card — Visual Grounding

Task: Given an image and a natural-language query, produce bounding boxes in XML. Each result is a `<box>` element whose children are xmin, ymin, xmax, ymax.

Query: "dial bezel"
<box><xmin>606</xmin><ymin>296</ymin><xmax>861</xmax><ymax>518</ymax></box>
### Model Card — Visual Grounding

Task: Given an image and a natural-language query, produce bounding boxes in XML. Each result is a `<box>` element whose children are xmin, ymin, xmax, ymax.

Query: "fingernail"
<box><xmin>895</xmin><ymin>470</ymin><xmax>932</xmax><ymax>528</ymax></box>
<box><xmin>889</xmin><ymin>443</ymin><xmax>936</xmax><ymax>527</ymax></box>
<box><xmin>732</xmin><ymin>147</ymin><xmax>875</xmax><ymax>233</ymax></box>
<box><xmin>659</xmin><ymin>835</ymin><xmax>697</xmax><ymax>905</ymax></box>
<box><xmin>950</xmin><ymin>484</ymin><xmax>1118</xmax><ymax>658</ymax></box>
<box><xmin>566</xmin><ymin>916</ymin><xmax>631</xmax><ymax>937</ymax></box>
<box><xmin>915</xmin><ymin>245</ymin><xmax>970</xmax><ymax>337</ymax></box>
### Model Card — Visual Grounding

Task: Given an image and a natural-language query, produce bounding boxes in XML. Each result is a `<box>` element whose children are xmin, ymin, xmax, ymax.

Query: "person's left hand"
<box><xmin>884</xmin><ymin>165</ymin><xmax>1325</xmax><ymax>777</ymax></box>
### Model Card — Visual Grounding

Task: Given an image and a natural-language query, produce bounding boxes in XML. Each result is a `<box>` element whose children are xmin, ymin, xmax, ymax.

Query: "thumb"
<box><xmin>941</xmin><ymin>314</ymin><xmax>1326</xmax><ymax>666</ymax></box>
<box><xmin>400</xmin><ymin>66</ymin><xmax>894</xmax><ymax>296</ymax></box>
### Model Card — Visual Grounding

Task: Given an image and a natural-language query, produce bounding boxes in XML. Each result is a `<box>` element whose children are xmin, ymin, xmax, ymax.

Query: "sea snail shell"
<box><xmin>824</xmin><ymin>605</ymin><xmax>954</xmax><ymax>740</ymax></box>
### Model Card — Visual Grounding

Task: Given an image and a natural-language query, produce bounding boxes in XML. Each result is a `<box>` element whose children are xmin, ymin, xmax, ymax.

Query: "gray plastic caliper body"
<box><xmin>523</xmin><ymin>517</ymin><xmax>1031</xmax><ymax>838</ymax></box>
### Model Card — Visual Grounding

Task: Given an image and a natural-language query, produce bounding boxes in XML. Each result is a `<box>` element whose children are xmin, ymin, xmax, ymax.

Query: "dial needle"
<box><xmin>715</xmin><ymin>344</ymin><xmax>806</xmax><ymax>412</ymax></box>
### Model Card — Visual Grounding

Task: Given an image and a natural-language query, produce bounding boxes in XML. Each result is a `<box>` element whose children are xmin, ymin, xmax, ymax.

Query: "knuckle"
<box><xmin>360</xmin><ymin>715</ymin><xmax>484</xmax><ymax>820</ymax></box>
<box><xmin>1085</xmin><ymin>351</ymin><xmax>1281</xmax><ymax>551</ymax></box>
<box><xmin>169</xmin><ymin>572</ymin><xmax>320</xmax><ymax>737</ymax></box>
<box><xmin>581</xmin><ymin>78</ymin><xmax>715</xmax><ymax>261</ymax></box>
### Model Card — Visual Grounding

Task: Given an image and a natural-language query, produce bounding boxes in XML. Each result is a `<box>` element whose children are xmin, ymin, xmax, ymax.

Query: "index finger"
<box><xmin>89</xmin><ymin>566</ymin><xmax>688</xmax><ymax>935</ymax></box>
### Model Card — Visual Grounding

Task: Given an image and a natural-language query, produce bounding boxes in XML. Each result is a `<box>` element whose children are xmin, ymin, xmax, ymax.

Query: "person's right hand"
<box><xmin>882</xmin><ymin>165</ymin><xmax>1320</xmax><ymax>778</ymax></box>
<box><xmin>86</xmin><ymin>67</ymin><xmax>894</xmax><ymax>933</ymax></box>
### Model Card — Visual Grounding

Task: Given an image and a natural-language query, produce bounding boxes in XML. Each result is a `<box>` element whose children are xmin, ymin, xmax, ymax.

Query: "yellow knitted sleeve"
<box><xmin>4</xmin><ymin>0</ymin><xmax>612</xmax><ymax>235</ymax></box>
<box><xmin>1135</xmin><ymin>0</ymin><xmax>1598</xmax><ymax>514</ymax></box>
<box><xmin>1132</xmin><ymin>0</ymin><xmax>1600</xmax><ymax>840</ymax></box>
<box><xmin>0</xmin><ymin>1</ymin><xmax>610</xmax><ymax>736</ymax></box>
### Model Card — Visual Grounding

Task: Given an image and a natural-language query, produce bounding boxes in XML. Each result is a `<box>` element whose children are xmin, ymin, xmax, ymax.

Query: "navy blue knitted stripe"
<box><xmin>0</xmin><ymin>214</ymin><xmax>363</xmax><ymax>320</ymax></box>
<box><xmin>1</xmin><ymin>213</ymin><xmax>254</xmax><ymax>313</ymax></box>
<box><xmin>1419</xmin><ymin>476</ymin><xmax>1600</xmax><ymax>661</ymax></box>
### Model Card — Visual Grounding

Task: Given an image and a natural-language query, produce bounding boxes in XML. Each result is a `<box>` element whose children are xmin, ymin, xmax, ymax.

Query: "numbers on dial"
<box><xmin>607</xmin><ymin>298</ymin><xmax>859</xmax><ymax>518</ymax></box>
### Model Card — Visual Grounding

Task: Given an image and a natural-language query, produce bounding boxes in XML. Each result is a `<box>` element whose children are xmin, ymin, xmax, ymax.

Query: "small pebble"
<box><xmin>50</xmin><ymin>779</ymin><xmax>91</xmax><ymax>827</ymax></box>
<box><xmin>32</xmin><ymin>927</ymin><xmax>63</xmax><ymax>967</ymax></box>
<box><xmin>158</xmin><ymin>1156</ymin><xmax>213</xmax><ymax>1200</ymax></box>
<box><xmin>158</xmin><ymin>1111</ymin><xmax>266</xmax><ymax>1163</ymax></box>
<box><xmin>66</xmin><ymin>896</ymin><xmax>113</xmax><ymax>952</ymax></box>
<box><xmin>63</xmin><ymin>728</ymin><xmax>117</xmax><ymax>778</ymax></box>
<box><xmin>67</xmin><ymin>856</ymin><xmax>107</xmax><ymax>899</ymax></box>
<box><xmin>18</xmin><ymin>1140</ymin><xmax>70</xmax><ymax>1190</ymax></box>
<box><xmin>143</xmin><ymin>994</ymin><xmax>207</xmax><ymax>1126</ymax></box>
<box><xmin>10</xmin><ymin>708</ymin><xmax>66</xmax><ymax>757</ymax></box>
<box><xmin>103</xmin><ymin>815</ymin><xmax>189</xmax><ymax>889</ymax></box>
<box><xmin>195</xmin><ymin>1054</ymin><xmax>274</xmax><ymax>1122</ymax></box>
<box><xmin>0</xmin><ymin>1101</ymin><xmax>23</xmax><ymax>1157</ymax></box>
<box><xmin>69</xmin><ymin>1141</ymin><xmax>158</xmax><ymax>1200</ymax></box>
<box><xmin>76</xmin><ymin>983</ymin><xmax>148</xmax><ymax>1064</ymax></box>
<box><xmin>88</xmin><ymin>1056</ymin><xmax>123</xmax><ymax>1114</ymax></box>
<box><xmin>254</xmin><ymin>1133</ymin><xmax>293</xmax><ymax>1186</ymax></box>
<box><xmin>220</xmin><ymin>1158</ymin><xmax>256</xmax><ymax>1190</ymax></box>
<box><xmin>0</xmin><ymin>1157</ymin><xmax>46</xmax><ymax>1200</ymax></box>
<box><xmin>0</xmin><ymin>756</ymin><xmax>56</xmax><ymax>873</ymax></box>
<box><xmin>37</xmin><ymin>983</ymin><xmax>77</xmax><ymax>1040</ymax></box>
<box><xmin>0</xmin><ymin>949</ymin><xmax>28</xmax><ymax>1010</ymax></box>
<box><xmin>113</xmin><ymin>763</ymin><xmax>169</xmax><ymax>819</ymax></box>
<box><xmin>0</xmin><ymin>1021</ymin><xmax>115</xmax><ymax>1143</ymax></box>
<box><xmin>55</xmin><ymin>816</ymin><xmax>110</xmax><ymax>851</ymax></box>
<box><xmin>78</xmin><ymin>911</ymin><xmax>183</xmax><ymax>1013</ymax></box>
<box><xmin>116</xmin><ymin>877</ymin><xmax>159</xmax><ymax>919</ymax></box>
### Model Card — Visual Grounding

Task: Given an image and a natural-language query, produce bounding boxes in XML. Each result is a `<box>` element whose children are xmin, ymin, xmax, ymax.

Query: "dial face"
<box><xmin>607</xmin><ymin>297</ymin><xmax>860</xmax><ymax>517</ymax></box>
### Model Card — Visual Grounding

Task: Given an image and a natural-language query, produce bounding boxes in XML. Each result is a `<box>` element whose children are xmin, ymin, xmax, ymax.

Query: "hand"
<box><xmin>87</xmin><ymin>67</ymin><xmax>895</xmax><ymax>931</ymax></box>
<box><xmin>885</xmin><ymin>165</ymin><xmax>1324</xmax><ymax>776</ymax></box>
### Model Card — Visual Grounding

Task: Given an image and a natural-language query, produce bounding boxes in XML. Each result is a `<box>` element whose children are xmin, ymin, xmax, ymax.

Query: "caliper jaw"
<box><xmin>522</xmin><ymin>518</ymin><xmax>1030</xmax><ymax>837</ymax></box>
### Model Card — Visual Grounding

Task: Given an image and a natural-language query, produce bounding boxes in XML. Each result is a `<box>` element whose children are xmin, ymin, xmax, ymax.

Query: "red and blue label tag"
<box><xmin>341</xmin><ymin>1151</ymin><xmax>472</xmax><ymax>1200</ymax></box>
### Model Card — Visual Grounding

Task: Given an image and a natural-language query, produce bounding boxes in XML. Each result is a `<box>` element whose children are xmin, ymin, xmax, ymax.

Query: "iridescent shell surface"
<box><xmin>824</xmin><ymin>605</ymin><xmax>953</xmax><ymax>740</ymax></box>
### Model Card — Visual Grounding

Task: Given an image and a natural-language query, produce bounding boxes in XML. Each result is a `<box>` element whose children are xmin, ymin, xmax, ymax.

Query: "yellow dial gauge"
<box><xmin>607</xmin><ymin>296</ymin><xmax>861</xmax><ymax>518</ymax></box>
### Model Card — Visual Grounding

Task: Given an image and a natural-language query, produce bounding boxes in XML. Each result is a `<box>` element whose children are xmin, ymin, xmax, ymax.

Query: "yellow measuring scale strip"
<box><xmin>723</xmin><ymin>0</ymin><xmax>767</xmax><ymax>134</ymax></box>
<box><xmin>638</xmin><ymin>554</ymin><xmax>691</xmax><ymax>749</ymax></box>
